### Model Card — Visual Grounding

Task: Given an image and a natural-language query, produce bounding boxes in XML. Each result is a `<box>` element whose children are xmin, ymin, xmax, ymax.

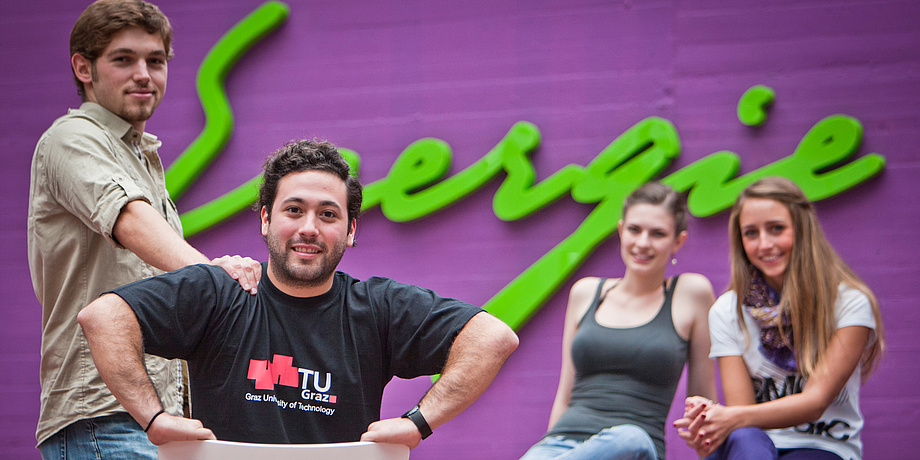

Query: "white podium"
<box><xmin>158</xmin><ymin>440</ymin><xmax>409</xmax><ymax>460</ymax></box>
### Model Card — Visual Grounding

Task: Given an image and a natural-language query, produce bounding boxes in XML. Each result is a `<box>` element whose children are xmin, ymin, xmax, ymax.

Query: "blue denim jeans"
<box><xmin>705</xmin><ymin>427</ymin><xmax>842</xmax><ymax>460</ymax></box>
<box><xmin>38</xmin><ymin>412</ymin><xmax>157</xmax><ymax>460</ymax></box>
<box><xmin>519</xmin><ymin>424</ymin><xmax>658</xmax><ymax>460</ymax></box>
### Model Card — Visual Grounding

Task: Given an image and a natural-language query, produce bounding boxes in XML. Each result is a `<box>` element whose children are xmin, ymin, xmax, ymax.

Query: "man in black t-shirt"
<box><xmin>78</xmin><ymin>140</ymin><xmax>519</xmax><ymax>450</ymax></box>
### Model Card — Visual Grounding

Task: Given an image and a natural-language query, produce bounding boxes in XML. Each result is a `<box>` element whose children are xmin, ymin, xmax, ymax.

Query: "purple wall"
<box><xmin>3</xmin><ymin>1</ymin><xmax>918</xmax><ymax>458</ymax></box>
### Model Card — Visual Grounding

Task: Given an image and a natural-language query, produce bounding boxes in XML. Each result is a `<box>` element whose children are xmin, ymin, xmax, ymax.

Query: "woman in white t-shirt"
<box><xmin>674</xmin><ymin>177</ymin><xmax>884</xmax><ymax>460</ymax></box>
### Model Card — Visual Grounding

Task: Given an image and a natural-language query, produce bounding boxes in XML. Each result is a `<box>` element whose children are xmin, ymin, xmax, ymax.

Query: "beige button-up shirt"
<box><xmin>28</xmin><ymin>102</ymin><xmax>184</xmax><ymax>445</ymax></box>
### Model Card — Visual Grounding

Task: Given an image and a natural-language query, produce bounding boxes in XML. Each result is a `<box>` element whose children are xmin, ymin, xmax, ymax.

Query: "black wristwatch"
<box><xmin>401</xmin><ymin>405</ymin><xmax>432</xmax><ymax>439</ymax></box>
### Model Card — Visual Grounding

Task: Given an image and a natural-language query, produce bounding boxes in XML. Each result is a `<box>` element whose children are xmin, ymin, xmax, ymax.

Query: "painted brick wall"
<box><xmin>2</xmin><ymin>1</ymin><xmax>917</xmax><ymax>458</ymax></box>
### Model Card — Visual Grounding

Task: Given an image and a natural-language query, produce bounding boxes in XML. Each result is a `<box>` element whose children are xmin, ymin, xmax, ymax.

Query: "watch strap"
<box><xmin>401</xmin><ymin>405</ymin><xmax>432</xmax><ymax>439</ymax></box>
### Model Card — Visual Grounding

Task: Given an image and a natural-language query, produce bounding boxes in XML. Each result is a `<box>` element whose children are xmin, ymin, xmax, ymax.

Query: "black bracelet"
<box><xmin>401</xmin><ymin>405</ymin><xmax>432</xmax><ymax>439</ymax></box>
<box><xmin>145</xmin><ymin>409</ymin><xmax>166</xmax><ymax>433</ymax></box>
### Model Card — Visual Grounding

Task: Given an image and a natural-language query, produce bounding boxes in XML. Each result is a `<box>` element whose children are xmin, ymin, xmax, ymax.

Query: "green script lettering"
<box><xmin>170</xmin><ymin>2</ymin><xmax>886</xmax><ymax>331</ymax></box>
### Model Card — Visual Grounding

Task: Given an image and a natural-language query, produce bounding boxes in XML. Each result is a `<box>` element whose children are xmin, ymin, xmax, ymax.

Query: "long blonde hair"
<box><xmin>728</xmin><ymin>177</ymin><xmax>884</xmax><ymax>381</ymax></box>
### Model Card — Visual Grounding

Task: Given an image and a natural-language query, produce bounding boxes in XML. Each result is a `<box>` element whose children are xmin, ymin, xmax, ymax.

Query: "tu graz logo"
<box><xmin>247</xmin><ymin>354</ymin><xmax>337</xmax><ymax>404</ymax></box>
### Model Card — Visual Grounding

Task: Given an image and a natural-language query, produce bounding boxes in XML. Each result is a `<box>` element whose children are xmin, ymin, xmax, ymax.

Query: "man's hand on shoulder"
<box><xmin>146</xmin><ymin>413</ymin><xmax>216</xmax><ymax>446</ymax></box>
<box><xmin>360</xmin><ymin>417</ymin><xmax>422</xmax><ymax>450</ymax></box>
<box><xmin>211</xmin><ymin>255</ymin><xmax>262</xmax><ymax>295</ymax></box>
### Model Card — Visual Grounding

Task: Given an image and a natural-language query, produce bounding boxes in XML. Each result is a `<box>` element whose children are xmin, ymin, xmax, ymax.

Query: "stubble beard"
<box><xmin>119</xmin><ymin>102</ymin><xmax>157</xmax><ymax>124</ymax></box>
<box><xmin>267</xmin><ymin>236</ymin><xmax>346</xmax><ymax>290</ymax></box>
<box><xmin>117</xmin><ymin>86</ymin><xmax>161</xmax><ymax>124</ymax></box>
<box><xmin>90</xmin><ymin>63</ymin><xmax>160</xmax><ymax>124</ymax></box>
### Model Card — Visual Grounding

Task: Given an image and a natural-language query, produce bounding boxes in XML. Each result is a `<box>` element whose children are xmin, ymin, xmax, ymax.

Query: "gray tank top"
<box><xmin>547</xmin><ymin>276</ymin><xmax>688</xmax><ymax>459</ymax></box>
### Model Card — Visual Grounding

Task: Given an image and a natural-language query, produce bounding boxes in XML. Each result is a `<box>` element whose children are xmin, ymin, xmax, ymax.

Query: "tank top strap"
<box><xmin>665</xmin><ymin>274</ymin><xmax>680</xmax><ymax>299</ymax></box>
<box><xmin>655</xmin><ymin>274</ymin><xmax>681</xmax><ymax>321</ymax></box>
<box><xmin>594</xmin><ymin>278</ymin><xmax>609</xmax><ymax>298</ymax></box>
<box><xmin>577</xmin><ymin>278</ymin><xmax>609</xmax><ymax>328</ymax></box>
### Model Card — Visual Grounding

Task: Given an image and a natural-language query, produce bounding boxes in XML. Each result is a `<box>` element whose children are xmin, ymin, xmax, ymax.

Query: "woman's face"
<box><xmin>619</xmin><ymin>203</ymin><xmax>685</xmax><ymax>274</ymax></box>
<box><xmin>738</xmin><ymin>197</ymin><xmax>795</xmax><ymax>291</ymax></box>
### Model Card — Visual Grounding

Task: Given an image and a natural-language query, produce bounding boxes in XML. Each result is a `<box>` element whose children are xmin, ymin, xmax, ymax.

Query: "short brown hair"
<box><xmin>70</xmin><ymin>0</ymin><xmax>173</xmax><ymax>99</ymax></box>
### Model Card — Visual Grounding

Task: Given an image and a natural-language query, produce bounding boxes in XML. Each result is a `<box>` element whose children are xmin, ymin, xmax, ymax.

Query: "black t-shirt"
<box><xmin>112</xmin><ymin>264</ymin><xmax>481</xmax><ymax>443</ymax></box>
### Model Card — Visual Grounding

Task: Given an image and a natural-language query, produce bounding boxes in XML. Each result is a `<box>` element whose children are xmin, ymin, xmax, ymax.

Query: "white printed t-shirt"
<box><xmin>709</xmin><ymin>284</ymin><xmax>877</xmax><ymax>460</ymax></box>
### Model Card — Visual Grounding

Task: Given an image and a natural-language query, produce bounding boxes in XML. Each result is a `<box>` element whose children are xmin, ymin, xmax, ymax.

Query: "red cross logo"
<box><xmin>247</xmin><ymin>354</ymin><xmax>299</xmax><ymax>390</ymax></box>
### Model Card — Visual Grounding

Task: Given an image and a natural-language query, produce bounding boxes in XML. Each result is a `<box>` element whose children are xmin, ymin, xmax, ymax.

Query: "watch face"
<box><xmin>401</xmin><ymin>405</ymin><xmax>432</xmax><ymax>439</ymax></box>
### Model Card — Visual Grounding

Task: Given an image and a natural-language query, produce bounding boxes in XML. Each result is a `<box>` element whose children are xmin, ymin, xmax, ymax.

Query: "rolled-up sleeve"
<box><xmin>40</xmin><ymin>117</ymin><xmax>150</xmax><ymax>248</ymax></box>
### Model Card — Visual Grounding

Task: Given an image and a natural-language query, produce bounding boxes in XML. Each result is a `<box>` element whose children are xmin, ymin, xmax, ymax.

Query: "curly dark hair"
<box><xmin>258</xmin><ymin>140</ymin><xmax>363</xmax><ymax>228</ymax></box>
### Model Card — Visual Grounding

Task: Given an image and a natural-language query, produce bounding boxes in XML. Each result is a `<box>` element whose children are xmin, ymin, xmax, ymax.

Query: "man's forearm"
<box><xmin>418</xmin><ymin>312</ymin><xmax>519</xmax><ymax>429</ymax></box>
<box><xmin>113</xmin><ymin>200</ymin><xmax>209</xmax><ymax>272</ymax></box>
<box><xmin>360</xmin><ymin>312</ymin><xmax>517</xmax><ymax>448</ymax></box>
<box><xmin>77</xmin><ymin>293</ymin><xmax>164</xmax><ymax>427</ymax></box>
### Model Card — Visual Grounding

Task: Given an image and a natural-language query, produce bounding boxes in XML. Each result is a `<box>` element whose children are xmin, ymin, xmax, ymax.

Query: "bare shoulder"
<box><xmin>674</xmin><ymin>273</ymin><xmax>716</xmax><ymax>310</ymax></box>
<box><xmin>675</xmin><ymin>273</ymin><xmax>714</xmax><ymax>295</ymax></box>
<box><xmin>566</xmin><ymin>277</ymin><xmax>609</xmax><ymax>321</ymax></box>
<box><xmin>671</xmin><ymin>273</ymin><xmax>716</xmax><ymax>340</ymax></box>
<box><xmin>570</xmin><ymin>276</ymin><xmax>604</xmax><ymax>295</ymax></box>
<box><xmin>569</xmin><ymin>276</ymin><xmax>621</xmax><ymax>300</ymax></box>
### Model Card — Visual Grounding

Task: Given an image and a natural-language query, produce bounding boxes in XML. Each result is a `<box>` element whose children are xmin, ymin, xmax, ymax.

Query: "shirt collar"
<box><xmin>77</xmin><ymin>102</ymin><xmax>160</xmax><ymax>146</ymax></box>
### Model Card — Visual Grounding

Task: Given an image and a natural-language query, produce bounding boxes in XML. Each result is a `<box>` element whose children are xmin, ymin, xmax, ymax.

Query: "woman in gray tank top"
<box><xmin>519</xmin><ymin>182</ymin><xmax>717</xmax><ymax>460</ymax></box>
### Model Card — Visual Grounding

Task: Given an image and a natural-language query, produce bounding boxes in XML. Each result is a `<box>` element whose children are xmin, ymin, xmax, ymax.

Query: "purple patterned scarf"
<box><xmin>744</xmin><ymin>271</ymin><xmax>797</xmax><ymax>372</ymax></box>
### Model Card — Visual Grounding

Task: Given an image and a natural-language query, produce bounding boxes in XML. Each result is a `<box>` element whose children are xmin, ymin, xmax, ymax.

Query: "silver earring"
<box><xmin>671</xmin><ymin>257</ymin><xmax>677</xmax><ymax>265</ymax></box>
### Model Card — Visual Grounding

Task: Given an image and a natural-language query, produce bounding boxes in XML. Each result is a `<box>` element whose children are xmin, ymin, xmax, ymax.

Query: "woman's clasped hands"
<box><xmin>674</xmin><ymin>396</ymin><xmax>740</xmax><ymax>457</ymax></box>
